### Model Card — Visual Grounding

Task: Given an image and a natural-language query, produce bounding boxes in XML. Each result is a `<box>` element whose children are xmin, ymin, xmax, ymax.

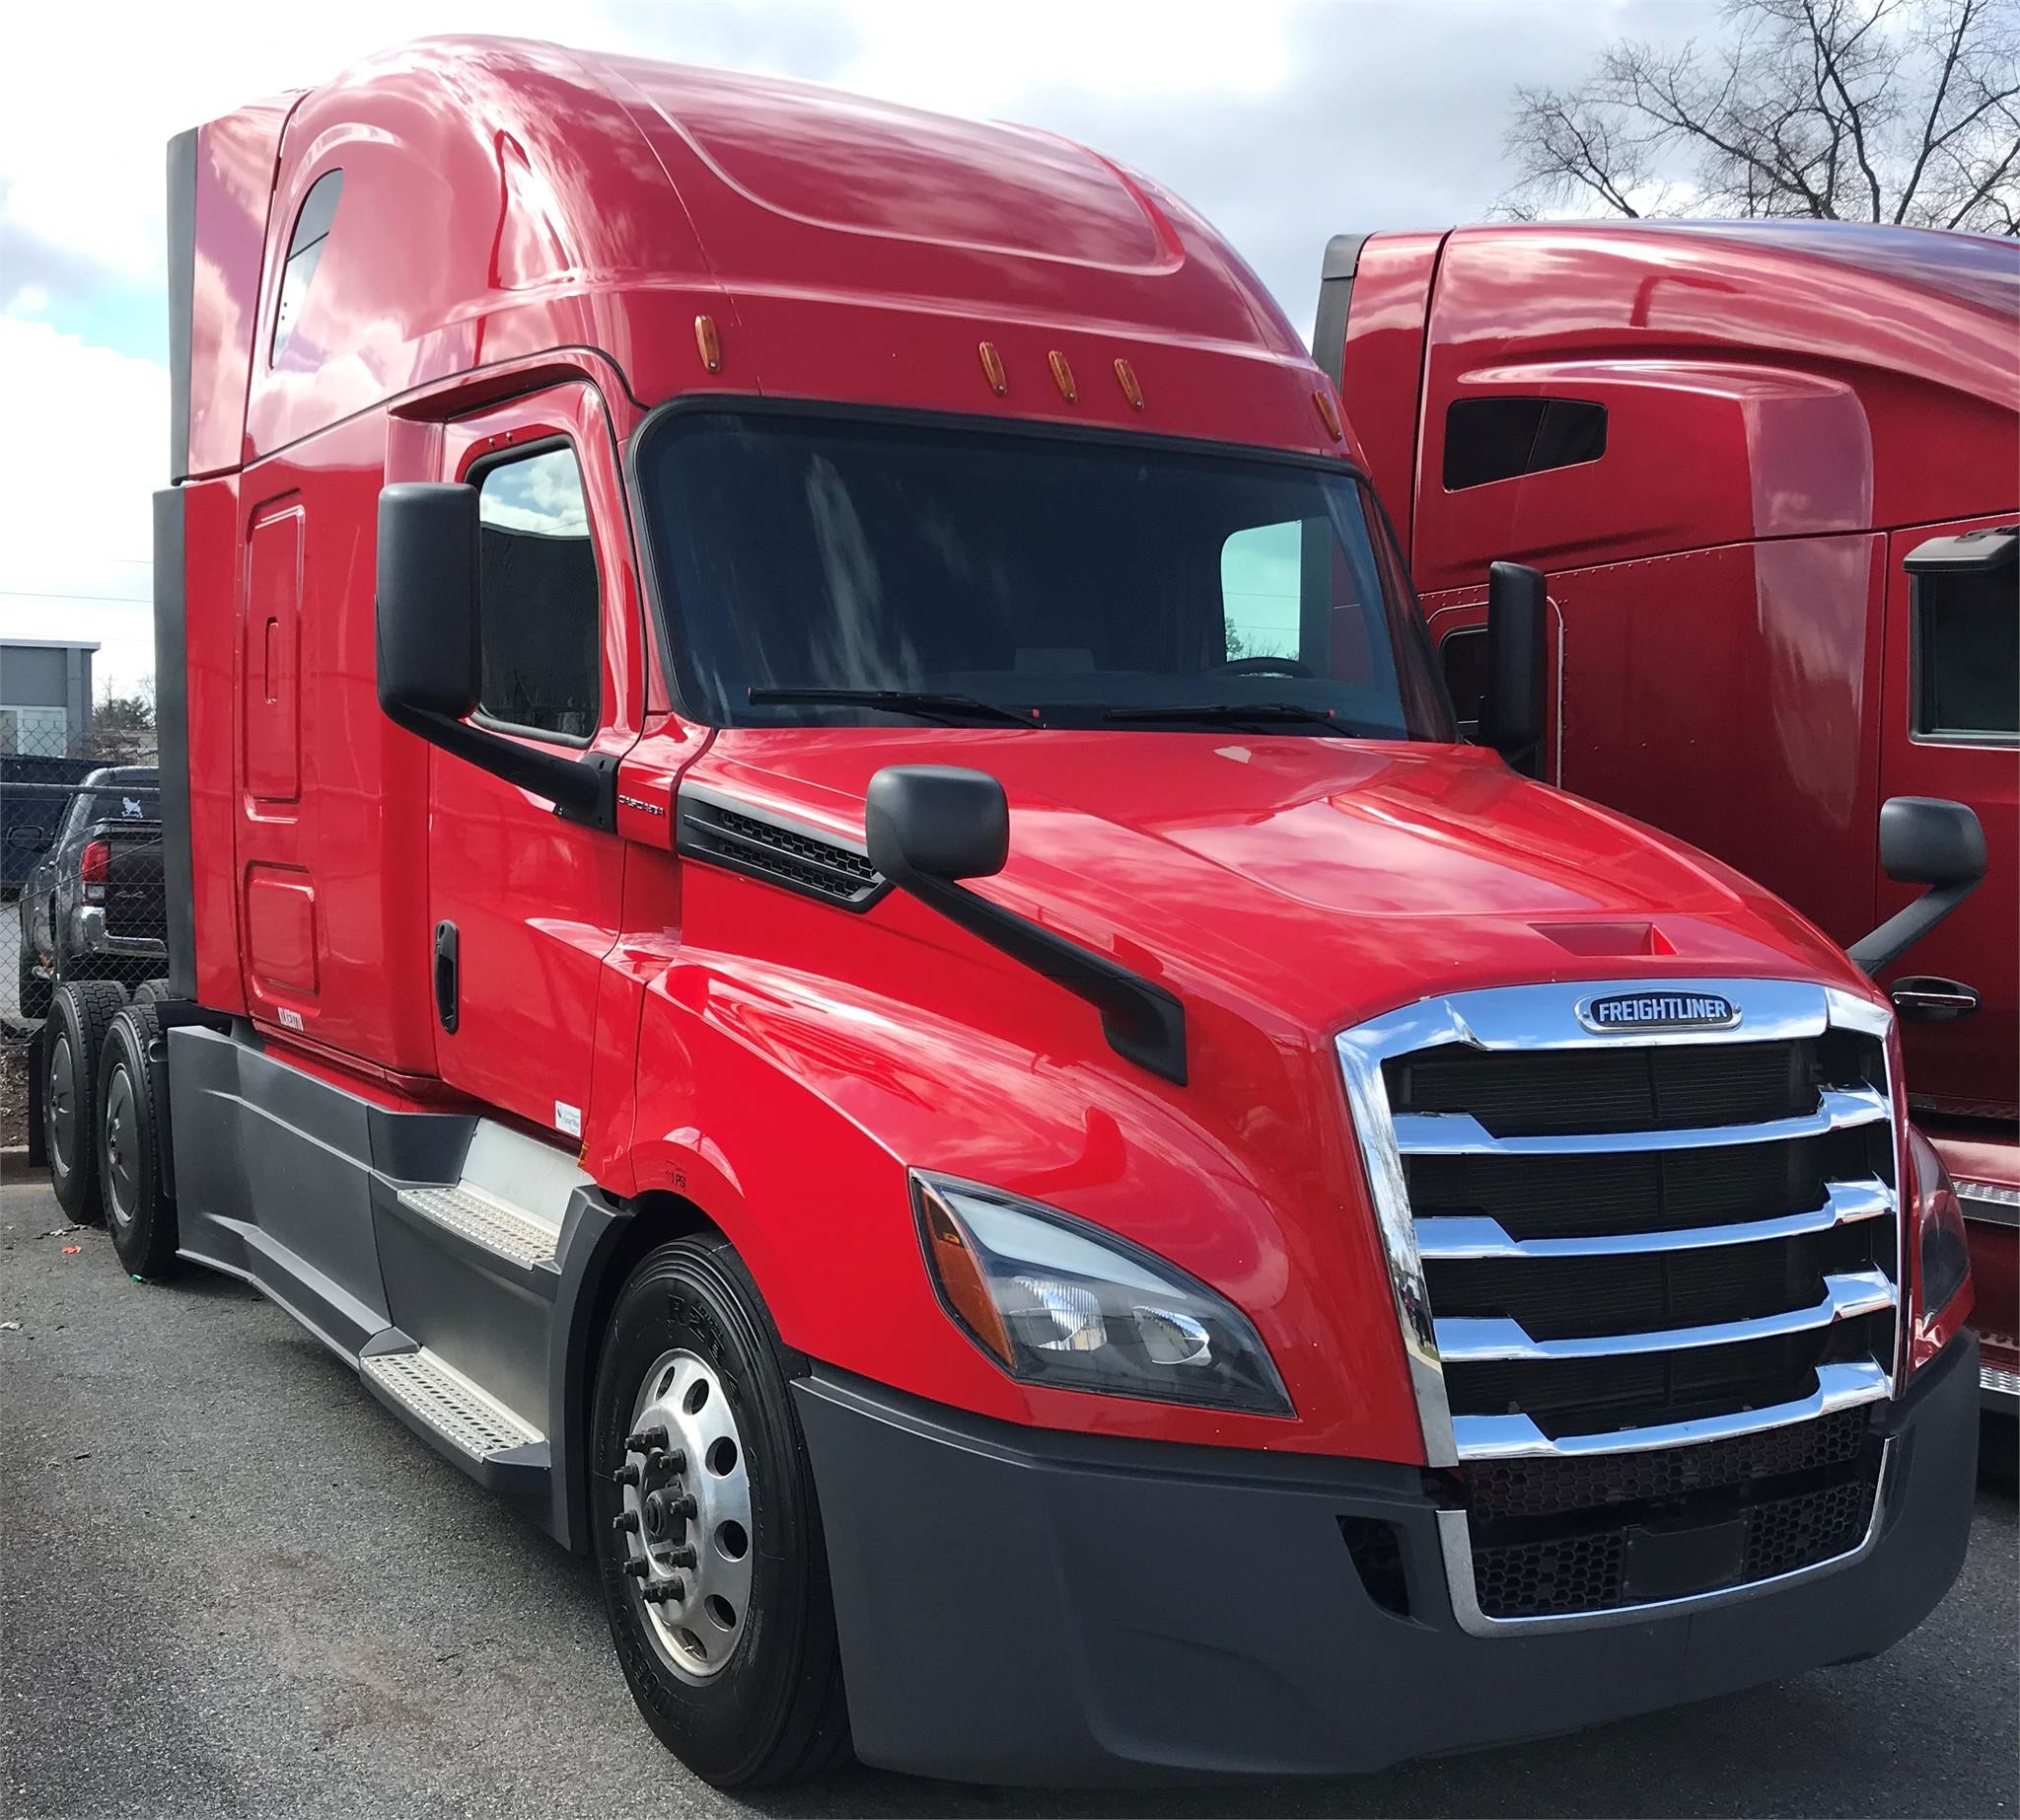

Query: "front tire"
<box><xmin>591</xmin><ymin>1233</ymin><xmax>850</xmax><ymax>1787</ymax></box>
<box><xmin>44</xmin><ymin>980</ymin><xmax>127</xmax><ymax>1220</ymax></box>
<box><xmin>97</xmin><ymin>1000</ymin><xmax>180</xmax><ymax>1279</ymax></box>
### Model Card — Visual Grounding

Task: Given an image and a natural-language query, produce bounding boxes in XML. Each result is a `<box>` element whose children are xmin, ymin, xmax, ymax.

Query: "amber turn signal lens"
<box><xmin>694</xmin><ymin>314</ymin><xmax>723</xmax><ymax>373</ymax></box>
<box><xmin>919</xmin><ymin>1190</ymin><xmax>1014</xmax><ymax>1365</ymax></box>
<box><xmin>1113</xmin><ymin>358</ymin><xmax>1143</xmax><ymax>410</ymax></box>
<box><xmin>977</xmin><ymin>340</ymin><xmax>1008</xmax><ymax>396</ymax></box>
<box><xmin>1312</xmin><ymin>386</ymin><xmax>1342</xmax><ymax>441</ymax></box>
<box><xmin>1048</xmin><ymin>350</ymin><xmax>1077</xmax><ymax>402</ymax></box>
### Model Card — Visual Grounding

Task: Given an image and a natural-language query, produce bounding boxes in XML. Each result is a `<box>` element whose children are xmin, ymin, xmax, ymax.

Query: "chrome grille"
<box><xmin>1341</xmin><ymin>979</ymin><xmax>1902</xmax><ymax>1629</ymax></box>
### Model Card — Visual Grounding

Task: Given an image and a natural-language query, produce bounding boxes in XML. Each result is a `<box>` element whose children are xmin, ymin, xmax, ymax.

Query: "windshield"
<box><xmin>635</xmin><ymin>410</ymin><xmax>1453</xmax><ymax>741</ymax></box>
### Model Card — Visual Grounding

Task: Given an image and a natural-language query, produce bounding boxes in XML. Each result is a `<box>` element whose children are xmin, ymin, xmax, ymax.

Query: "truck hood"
<box><xmin>697</xmin><ymin>728</ymin><xmax>1857</xmax><ymax>1034</ymax></box>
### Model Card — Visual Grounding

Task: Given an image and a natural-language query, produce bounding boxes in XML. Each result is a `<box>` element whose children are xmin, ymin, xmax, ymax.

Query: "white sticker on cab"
<box><xmin>555</xmin><ymin>1101</ymin><xmax>583</xmax><ymax>1138</ymax></box>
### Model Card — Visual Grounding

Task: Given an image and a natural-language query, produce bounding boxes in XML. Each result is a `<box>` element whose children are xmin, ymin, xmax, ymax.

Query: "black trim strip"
<box><xmin>1312</xmin><ymin>232</ymin><xmax>1368</xmax><ymax>390</ymax></box>
<box><xmin>165</xmin><ymin>130</ymin><xmax>197</xmax><ymax>482</ymax></box>
<box><xmin>151</xmin><ymin>487</ymin><xmax>197</xmax><ymax>997</ymax></box>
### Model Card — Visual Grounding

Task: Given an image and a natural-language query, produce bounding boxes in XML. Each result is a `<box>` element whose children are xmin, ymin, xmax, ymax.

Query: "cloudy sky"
<box><xmin>0</xmin><ymin>0</ymin><xmax>1714</xmax><ymax>695</ymax></box>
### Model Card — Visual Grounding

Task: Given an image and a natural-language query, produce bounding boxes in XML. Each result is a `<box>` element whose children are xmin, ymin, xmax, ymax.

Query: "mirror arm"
<box><xmin>1846</xmin><ymin>878</ymin><xmax>1979</xmax><ymax>979</ymax></box>
<box><xmin>382</xmin><ymin>698</ymin><xmax>617</xmax><ymax>833</ymax></box>
<box><xmin>892</xmin><ymin>867</ymin><xmax>1188</xmax><ymax>1084</ymax></box>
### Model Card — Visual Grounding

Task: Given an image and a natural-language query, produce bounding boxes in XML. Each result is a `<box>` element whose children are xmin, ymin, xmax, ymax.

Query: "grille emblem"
<box><xmin>1576</xmin><ymin>990</ymin><xmax>1741</xmax><ymax>1034</ymax></box>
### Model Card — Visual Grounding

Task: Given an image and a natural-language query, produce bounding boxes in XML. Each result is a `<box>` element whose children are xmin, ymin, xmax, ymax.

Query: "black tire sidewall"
<box><xmin>591</xmin><ymin>1236</ymin><xmax>841</xmax><ymax>1787</ymax></box>
<box><xmin>45</xmin><ymin>983</ymin><xmax>122</xmax><ymax>1221</ymax></box>
<box><xmin>98</xmin><ymin>1006</ymin><xmax>179</xmax><ymax>1279</ymax></box>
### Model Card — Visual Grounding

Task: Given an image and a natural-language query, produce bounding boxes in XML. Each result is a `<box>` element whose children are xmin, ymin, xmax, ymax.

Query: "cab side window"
<box><xmin>1444</xmin><ymin>397</ymin><xmax>1607</xmax><ymax>491</ymax></box>
<box><xmin>473</xmin><ymin>445</ymin><xmax>602</xmax><ymax>742</ymax></box>
<box><xmin>1914</xmin><ymin>564</ymin><xmax>2018</xmax><ymax>743</ymax></box>
<box><xmin>272</xmin><ymin>171</ymin><xmax>343</xmax><ymax>362</ymax></box>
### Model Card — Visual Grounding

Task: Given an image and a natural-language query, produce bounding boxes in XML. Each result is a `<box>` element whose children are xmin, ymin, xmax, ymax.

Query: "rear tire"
<box><xmin>44</xmin><ymin>980</ymin><xmax>128</xmax><ymax>1221</ymax></box>
<box><xmin>591</xmin><ymin>1233</ymin><xmax>851</xmax><ymax>1787</ymax></box>
<box><xmin>131</xmin><ymin>979</ymin><xmax>171</xmax><ymax>1010</ymax></box>
<box><xmin>97</xmin><ymin>1000</ymin><xmax>180</xmax><ymax>1279</ymax></box>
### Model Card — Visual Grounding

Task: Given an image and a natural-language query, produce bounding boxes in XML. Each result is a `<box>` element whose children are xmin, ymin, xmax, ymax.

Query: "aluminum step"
<box><xmin>360</xmin><ymin>1343</ymin><xmax>544</xmax><ymax>1461</ymax></box>
<box><xmin>395</xmin><ymin>1182</ymin><xmax>558</xmax><ymax>1270</ymax></box>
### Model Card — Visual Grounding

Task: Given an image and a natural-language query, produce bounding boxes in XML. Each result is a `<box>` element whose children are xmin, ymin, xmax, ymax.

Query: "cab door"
<box><xmin>427</xmin><ymin>382</ymin><xmax>639</xmax><ymax>1139</ymax></box>
<box><xmin>1877</xmin><ymin>516</ymin><xmax>2018</xmax><ymax>1122</ymax></box>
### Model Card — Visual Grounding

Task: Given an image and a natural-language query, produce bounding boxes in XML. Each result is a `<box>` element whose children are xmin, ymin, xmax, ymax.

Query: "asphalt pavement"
<box><xmin>3</xmin><ymin>1163</ymin><xmax>2014</xmax><ymax>1820</ymax></box>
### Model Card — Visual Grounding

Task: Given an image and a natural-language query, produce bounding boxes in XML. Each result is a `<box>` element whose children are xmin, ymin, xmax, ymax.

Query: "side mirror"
<box><xmin>374</xmin><ymin>481</ymin><xmax>614</xmax><ymax>832</ymax></box>
<box><xmin>1481</xmin><ymin>561</ymin><xmax>1547</xmax><ymax>774</ymax></box>
<box><xmin>864</xmin><ymin>764</ymin><xmax>1186</xmax><ymax>1083</ymax></box>
<box><xmin>1846</xmin><ymin>797</ymin><xmax>1986</xmax><ymax>980</ymax></box>
<box><xmin>864</xmin><ymin>765</ymin><xmax>1009</xmax><ymax>885</ymax></box>
<box><xmin>377</xmin><ymin>483</ymin><xmax>479</xmax><ymax>719</ymax></box>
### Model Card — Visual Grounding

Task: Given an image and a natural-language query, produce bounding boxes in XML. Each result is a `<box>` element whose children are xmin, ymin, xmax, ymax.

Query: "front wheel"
<box><xmin>591</xmin><ymin>1233</ymin><xmax>850</xmax><ymax>1787</ymax></box>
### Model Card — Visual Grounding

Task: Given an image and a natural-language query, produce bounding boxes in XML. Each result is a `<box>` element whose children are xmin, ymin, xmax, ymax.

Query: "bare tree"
<box><xmin>1503</xmin><ymin>0</ymin><xmax>2020</xmax><ymax>235</ymax></box>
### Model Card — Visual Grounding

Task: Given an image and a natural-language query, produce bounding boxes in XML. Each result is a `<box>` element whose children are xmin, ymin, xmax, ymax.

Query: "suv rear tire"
<box><xmin>44</xmin><ymin>980</ymin><xmax>128</xmax><ymax>1220</ymax></box>
<box><xmin>591</xmin><ymin>1233</ymin><xmax>852</xmax><ymax>1787</ymax></box>
<box><xmin>97</xmin><ymin>999</ymin><xmax>180</xmax><ymax>1279</ymax></box>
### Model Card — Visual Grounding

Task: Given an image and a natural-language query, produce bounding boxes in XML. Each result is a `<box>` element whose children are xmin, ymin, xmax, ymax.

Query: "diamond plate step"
<box><xmin>396</xmin><ymin>1182</ymin><xmax>558</xmax><ymax>1270</ymax></box>
<box><xmin>360</xmin><ymin>1344</ymin><xmax>543</xmax><ymax>1460</ymax></box>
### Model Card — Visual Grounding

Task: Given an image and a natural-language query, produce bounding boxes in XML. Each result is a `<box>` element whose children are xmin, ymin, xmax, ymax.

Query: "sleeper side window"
<box><xmin>1438</xmin><ymin>626</ymin><xmax>1487</xmax><ymax>741</ymax></box>
<box><xmin>1444</xmin><ymin>397</ymin><xmax>1607</xmax><ymax>491</ymax></box>
<box><xmin>271</xmin><ymin>171</ymin><xmax>343</xmax><ymax>362</ymax></box>
<box><xmin>1914</xmin><ymin>564</ymin><xmax>2019</xmax><ymax>744</ymax></box>
<box><xmin>473</xmin><ymin>445</ymin><xmax>603</xmax><ymax>743</ymax></box>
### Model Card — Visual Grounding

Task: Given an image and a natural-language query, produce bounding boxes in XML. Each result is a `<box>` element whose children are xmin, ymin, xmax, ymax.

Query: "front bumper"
<box><xmin>795</xmin><ymin>1332</ymin><xmax>1978</xmax><ymax>1785</ymax></box>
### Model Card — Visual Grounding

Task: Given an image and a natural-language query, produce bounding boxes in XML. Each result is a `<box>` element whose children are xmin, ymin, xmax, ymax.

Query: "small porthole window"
<box><xmin>1444</xmin><ymin>397</ymin><xmax>1607</xmax><ymax>491</ymax></box>
<box><xmin>272</xmin><ymin>170</ymin><xmax>343</xmax><ymax>362</ymax></box>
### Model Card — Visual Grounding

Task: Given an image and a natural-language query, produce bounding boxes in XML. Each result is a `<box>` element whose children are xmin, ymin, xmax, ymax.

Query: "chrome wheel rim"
<box><xmin>620</xmin><ymin>1349</ymin><xmax>754</xmax><ymax>1681</ymax></box>
<box><xmin>102</xmin><ymin>1062</ymin><xmax>137</xmax><ymax>1229</ymax></box>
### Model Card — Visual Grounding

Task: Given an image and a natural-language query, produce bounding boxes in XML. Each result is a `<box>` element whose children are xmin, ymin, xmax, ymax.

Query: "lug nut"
<box><xmin>622</xmin><ymin>1558</ymin><xmax>650</xmax><ymax>1578</ymax></box>
<box><xmin>625</xmin><ymin>1424</ymin><xmax>670</xmax><ymax>1453</ymax></box>
<box><xmin>642</xmin><ymin>1578</ymin><xmax>685</xmax><ymax>1605</ymax></box>
<box><xmin>664</xmin><ymin>1546</ymin><xmax>696</xmax><ymax>1569</ymax></box>
<box><xmin>612</xmin><ymin>1510</ymin><xmax>638</xmax><ymax>1535</ymax></box>
<box><xmin>668</xmin><ymin>1493</ymin><xmax>697</xmax><ymax>1520</ymax></box>
<box><xmin>612</xmin><ymin>1462</ymin><xmax>641</xmax><ymax>1488</ymax></box>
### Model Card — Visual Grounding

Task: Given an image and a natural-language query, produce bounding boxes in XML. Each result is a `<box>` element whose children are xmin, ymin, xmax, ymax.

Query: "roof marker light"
<box><xmin>1312</xmin><ymin>386</ymin><xmax>1343</xmax><ymax>441</ymax></box>
<box><xmin>977</xmin><ymin>340</ymin><xmax>1007</xmax><ymax>396</ymax></box>
<box><xmin>1113</xmin><ymin>358</ymin><xmax>1143</xmax><ymax>410</ymax></box>
<box><xmin>694</xmin><ymin>315</ymin><xmax>723</xmax><ymax>373</ymax></box>
<box><xmin>1048</xmin><ymin>351</ymin><xmax>1077</xmax><ymax>403</ymax></box>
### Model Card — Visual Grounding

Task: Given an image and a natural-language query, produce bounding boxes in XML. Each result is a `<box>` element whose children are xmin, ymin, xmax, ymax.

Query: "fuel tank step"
<box><xmin>395</xmin><ymin>1182</ymin><xmax>558</xmax><ymax>1270</ymax></box>
<box><xmin>359</xmin><ymin>1334</ymin><xmax>545</xmax><ymax>1463</ymax></box>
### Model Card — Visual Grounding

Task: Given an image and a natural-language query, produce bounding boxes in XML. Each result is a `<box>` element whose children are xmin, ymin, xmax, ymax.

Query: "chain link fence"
<box><xmin>2</xmin><ymin>712</ymin><xmax>164</xmax><ymax>1148</ymax></box>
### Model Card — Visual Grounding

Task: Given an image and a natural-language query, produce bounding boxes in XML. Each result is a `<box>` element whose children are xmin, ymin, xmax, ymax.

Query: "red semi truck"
<box><xmin>35</xmin><ymin>40</ymin><xmax>1984</xmax><ymax>1787</ymax></box>
<box><xmin>1316</xmin><ymin>222</ymin><xmax>2018</xmax><ymax>1420</ymax></box>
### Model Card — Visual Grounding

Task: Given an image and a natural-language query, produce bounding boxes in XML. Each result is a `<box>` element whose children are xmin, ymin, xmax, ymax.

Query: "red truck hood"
<box><xmin>697</xmin><ymin>728</ymin><xmax>1859</xmax><ymax>1032</ymax></box>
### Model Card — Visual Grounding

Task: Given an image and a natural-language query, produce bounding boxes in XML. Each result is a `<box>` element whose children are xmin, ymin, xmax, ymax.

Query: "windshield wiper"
<box><xmin>747</xmin><ymin>687</ymin><xmax>1041</xmax><ymax>729</ymax></box>
<box><xmin>1100</xmin><ymin>701</ymin><xmax>1363</xmax><ymax>737</ymax></box>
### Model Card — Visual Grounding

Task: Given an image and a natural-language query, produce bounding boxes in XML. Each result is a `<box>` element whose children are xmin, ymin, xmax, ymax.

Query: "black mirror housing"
<box><xmin>377</xmin><ymin>482</ymin><xmax>480</xmax><ymax>719</ymax></box>
<box><xmin>1848</xmin><ymin>797</ymin><xmax>1986</xmax><ymax>979</ymax></box>
<box><xmin>1878</xmin><ymin>795</ymin><xmax>1986</xmax><ymax>890</ymax></box>
<box><xmin>373</xmin><ymin>480</ymin><xmax>615</xmax><ymax>832</ymax></box>
<box><xmin>1481</xmin><ymin>560</ymin><xmax>1547</xmax><ymax>773</ymax></box>
<box><xmin>865</xmin><ymin>765</ymin><xmax>1009</xmax><ymax>883</ymax></box>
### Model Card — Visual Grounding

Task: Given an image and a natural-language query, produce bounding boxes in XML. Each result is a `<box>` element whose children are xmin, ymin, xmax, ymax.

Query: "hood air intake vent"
<box><xmin>677</xmin><ymin>786</ymin><xmax>888</xmax><ymax>910</ymax></box>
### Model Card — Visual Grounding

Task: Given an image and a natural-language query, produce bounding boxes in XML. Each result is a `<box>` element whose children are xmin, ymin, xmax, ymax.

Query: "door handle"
<box><xmin>1889</xmin><ymin>976</ymin><xmax>1979</xmax><ymax>1022</ymax></box>
<box><xmin>434</xmin><ymin>920</ymin><xmax>460</xmax><ymax>1034</ymax></box>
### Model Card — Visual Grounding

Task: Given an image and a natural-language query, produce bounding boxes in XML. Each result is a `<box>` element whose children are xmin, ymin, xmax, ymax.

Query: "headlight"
<box><xmin>1908</xmin><ymin>1127</ymin><xmax>1972</xmax><ymax>1364</ymax></box>
<box><xmin>912</xmin><ymin>1174</ymin><xmax>1292</xmax><ymax>1417</ymax></box>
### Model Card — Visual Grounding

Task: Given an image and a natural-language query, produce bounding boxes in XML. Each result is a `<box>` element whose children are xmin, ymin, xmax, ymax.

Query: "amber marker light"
<box><xmin>694</xmin><ymin>314</ymin><xmax>723</xmax><ymax>373</ymax></box>
<box><xmin>915</xmin><ymin>1182</ymin><xmax>1015</xmax><ymax>1365</ymax></box>
<box><xmin>1113</xmin><ymin>358</ymin><xmax>1143</xmax><ymax>410</ymax></box>
<box><xmin>978</xmin><ymin>340</ymin><xmax>1008</xmax><ymax>396</ymax></box>
<box><xmin>1048</xmin><ymin>350</ymin><xmax>1077</xmax><ymax>402</ymax></box>
<box><xmin>1312</xmin><ymin>386</ymin><xmax>1343</xmax><ymax>441</ymax></box>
